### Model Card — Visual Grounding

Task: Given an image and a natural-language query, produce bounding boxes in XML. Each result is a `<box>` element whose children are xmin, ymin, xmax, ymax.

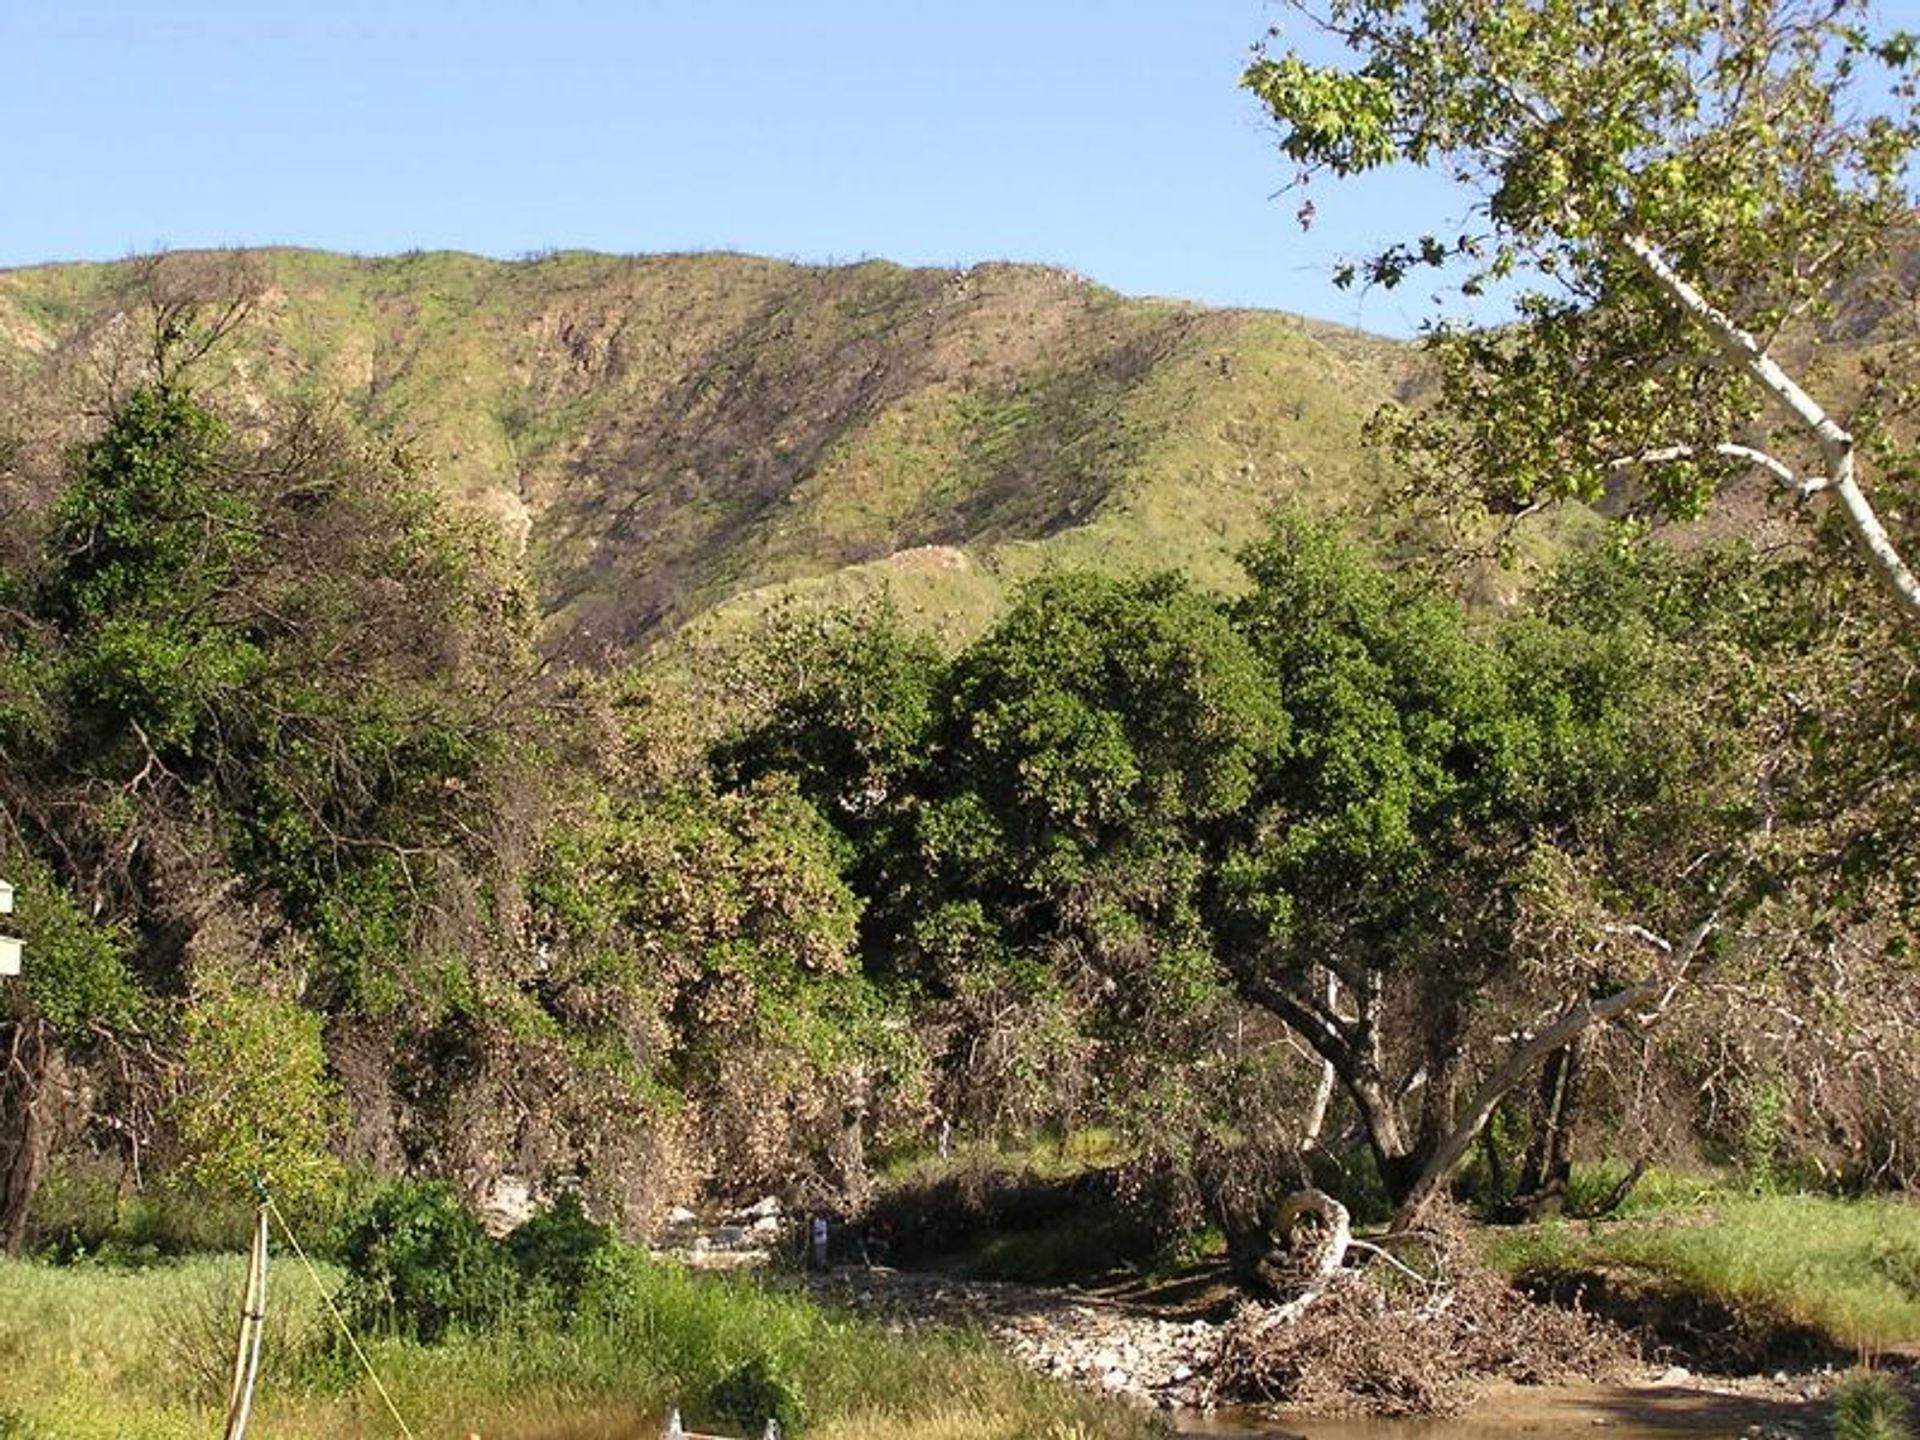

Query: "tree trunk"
<box><xmin>1512</xmin><ymin>1039</ymin><xmax>1582</xmax><ymax>1219</ymax></box>
<box><xmin>1236</xmin><ymin>920</ymin><xmax>1706</xmax><ymax>1236</ymax></box>
<box><xmin>829</xmin><ymin>1065</ymin><xmax>872</xmax><ymax>1215</ymax></box>
<box><xmin>1299</xmin><ymin>969</ymin><xmax>1339</xmax><ymax>1150</ymax></box>
<box><xmin>1232</xmin><ymin>1186</ymin><xmax>1353</xmax><ymax>1305</ymax></box>
<box><xmin>1387</xmin><ymin>919</ymin><xmax>1709</xmax><ymax>1228</ymax></box>
<box><xmin>0</xmin><ymin>1020</ymin><xmax>52</xmax><ymax>1255</ymax></box>
<box><xmin>1621</xmin><ymin>230</ymin><xmax>1920</xmax><ymax>623</ymax></box>
<box><xmin>1479</xmin><ymin>1120</ymin><xmax>1509</xmax><ymax>1204</ymax></box>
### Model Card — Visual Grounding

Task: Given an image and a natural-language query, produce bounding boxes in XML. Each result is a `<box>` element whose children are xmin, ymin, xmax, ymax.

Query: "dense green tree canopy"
<box><xmin>0</xmin><ymin>373</ymin><xmax>542</xmax><ymax>1232</ymax></box>
<box><xmin>720</xmin><ymin>516</ymin><xmax>1740</xmax><ymax>1212</ymax></box>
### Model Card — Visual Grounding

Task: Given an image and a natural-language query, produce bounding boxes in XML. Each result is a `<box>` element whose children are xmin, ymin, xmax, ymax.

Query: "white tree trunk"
<box><xmin>1263</xmin><ymin>1188</ymin><xmax>1353</xmax><ymax>1322</ymax></box>
<box><xmin>1622</xmin><ymin>231</ymin><xmax>1920</xmax><ymax>623</ymax></box>
<box><xmin>1300</xmin><ymin>969</ymin><xmax>1338</xmax><ymax>1149</ymax></box>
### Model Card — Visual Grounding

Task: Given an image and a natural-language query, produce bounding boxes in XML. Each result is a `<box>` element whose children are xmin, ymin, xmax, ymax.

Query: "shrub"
<box><xmin>711</xmin><ymin>1353</ymin><xmax>809</xmax><ymax>1435</ymax></box>
<box><xmin>505</xmin><ymin>1189</ymin><xmax>613</xmax><ymax>1315</ymax></box>
<box><xmin>169</xmin><ymin>985</ymin><xmax>345</xmax><ymax>1210</ymax></box>
<box><xmin>338</xmin><ymin>1180</ymin><xmax>514</xmax><ymax>1340</ymax></box>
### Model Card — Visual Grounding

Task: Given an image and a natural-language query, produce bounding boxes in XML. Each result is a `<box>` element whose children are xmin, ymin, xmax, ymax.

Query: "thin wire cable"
<box><xmin>265</xmin><ymin>1192</ymin><xmax>421</xmax><ymax>1440</ymax></box>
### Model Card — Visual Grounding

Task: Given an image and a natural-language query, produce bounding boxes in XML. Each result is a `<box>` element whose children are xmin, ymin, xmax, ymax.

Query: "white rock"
<box><xmin>480</xmin><ymin>1176</ymin><xmax>535</xmax><ymax>1237</ymax></box>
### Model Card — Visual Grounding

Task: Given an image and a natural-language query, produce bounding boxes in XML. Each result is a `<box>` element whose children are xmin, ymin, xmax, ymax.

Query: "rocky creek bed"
<box><xmin>654</xmin><ymin>1198</ymin><xmax>1218</xmax><ymax>1407</ymax></box>
<box><xmin>806</xmin><ymin>1262</ymin><xmax>1843</xmax><ymax>1437</ymax></box>
<box><xmin>653</xmin><ymin>1198</ymin><xmax>1868</xmax><ymax>1436</ymax></box>
<box><xmin>812</xmin><ymin>1265</ymin><xmax>1219</xmax><ymax>1408</ymax></box>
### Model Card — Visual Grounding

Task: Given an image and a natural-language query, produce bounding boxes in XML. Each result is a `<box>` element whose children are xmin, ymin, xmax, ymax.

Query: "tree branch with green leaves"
<box><xmin>1246</xmin><ymin>0</ymin><xmax>1920</xmax><ymax>615</ymax></box>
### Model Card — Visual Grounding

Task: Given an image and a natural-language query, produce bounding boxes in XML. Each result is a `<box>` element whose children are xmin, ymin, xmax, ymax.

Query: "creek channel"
<box><xmin>531</xmin><ymin>1385</ymin><xmax>1813</xmax><ymax>1440</ymax></box>
<box><xmin>651</xmin><ymin>1211</ymin><xmax>1822</xmax><ymax>1440</ymax></box>
<box><xmin>1174</xmin><ymin>1379</ymin><xmax>1817</xmax><ymax>1439</ymax></box>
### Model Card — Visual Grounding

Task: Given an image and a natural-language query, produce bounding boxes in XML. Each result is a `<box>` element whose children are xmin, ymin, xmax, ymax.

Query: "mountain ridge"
<box><xmin>0</xmin><ymin>247</ymin><xmax>1413</xmax><ymax>657</ymax></box>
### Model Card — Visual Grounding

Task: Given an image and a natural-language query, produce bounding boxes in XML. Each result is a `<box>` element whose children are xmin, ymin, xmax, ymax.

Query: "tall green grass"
<box><xmin>1486</xmin><ymin>1192</ymin><xmax>1920</xmax><ymax>1353</ymax></box>
<box><xmin>0</xmin><ymin>1254</ymin><xmax>337</xmax><ymax>1439</ymax></box>
<box><xmin>1832</xmin><ymin>1370</ymin><xmax>1916</xmax><ymax>1440</ymax></box>
<box><xmin>0</xmin><ymin>1248</ymin><xmax>1158</xmax><ymax>1440</ymax></box>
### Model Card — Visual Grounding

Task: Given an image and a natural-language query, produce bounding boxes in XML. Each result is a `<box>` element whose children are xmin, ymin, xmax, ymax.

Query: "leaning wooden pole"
<box><xmin>223</xmin><ymin>1202</ymin><xmax>270</xmax><ymax>1440</ymax></box>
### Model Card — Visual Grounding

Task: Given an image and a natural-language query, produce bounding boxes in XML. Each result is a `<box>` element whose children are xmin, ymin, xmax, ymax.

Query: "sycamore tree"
<box><xmin>1245</xmin><ymin>0</ymin><xmax>1920</xmax><ymax>615</ymax></box>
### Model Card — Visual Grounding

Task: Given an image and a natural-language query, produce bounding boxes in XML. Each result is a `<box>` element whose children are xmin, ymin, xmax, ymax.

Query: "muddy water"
<box><xmin>508</xmin><ymin>1383</ymin><xmax>1813</xmax><ymax>1439</ymax></box>
<box><xmin>503</xmin><ymin>1382</ymin><xmax>1804</xmax><ymax>1436</ymax></box>
<box><xmin>1181</xmin><ymin>1417</ymin><xmax>1713</xmax><ymax>1440</ymax></box>
<box><xmin>1176</xmin><ymin>1380</ymin><xmax>1817</xmax><ymax>1439</ymax></box>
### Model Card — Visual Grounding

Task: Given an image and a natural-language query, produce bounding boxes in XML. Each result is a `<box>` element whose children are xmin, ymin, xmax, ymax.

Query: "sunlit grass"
<box><xmin>0</xmin><ymin>1253</ymin><xmax>339</xmax><ymax>1438</ymax></box>
<box><xmin>0</xmin><ymin>1249</ymin><xmax>1159</xmax><ymax>1440</ymax></box>
<box><xmin>1486</xmin><ymin>1190</ymin><xmax>1920</xmax><ymax>1353</ymax></box>
<box><xmin>877</xmin><ymin>1126</ymin><xmax>1130</xmax><ymax>1189</ymax></box>
<box><xmin>1832</xmin><ymin>1368</ymin><xmax>1916</xmax><ymax>1440</ymax></box>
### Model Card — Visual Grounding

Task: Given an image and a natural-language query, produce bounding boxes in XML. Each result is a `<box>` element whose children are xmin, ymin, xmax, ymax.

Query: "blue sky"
<box><xmin>2</xmin><ymin>1</ymin><xmax>1477</xmax><ymax>334</ymax></box>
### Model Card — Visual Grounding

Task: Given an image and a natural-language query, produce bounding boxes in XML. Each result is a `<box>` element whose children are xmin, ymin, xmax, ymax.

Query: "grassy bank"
<box><xmin>1485</xmin><ymin>1189</ymin><xmax>1920</xmax><ymax>1359</ymax></box>
<box><xmin>0</xmin><ymin>1250</ymin><xmax>1160</xmax><ymax>1440</ymax></box>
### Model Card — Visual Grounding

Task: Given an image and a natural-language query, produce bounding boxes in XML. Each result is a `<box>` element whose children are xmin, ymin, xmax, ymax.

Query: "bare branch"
<box><xmin>1621</xmin><ymin>231</ymin><xmax>1920</xmax><ymax>621</ymax></box>
<box><xmin>1608</xmin><ymin>442</ymin><xmax>1827</xmax><ymax>497</ymax></box>
<box><xmin>1396</xmin><ymin>915</ymin><xmax>1716</xmax><ymax>1222</ymax></box>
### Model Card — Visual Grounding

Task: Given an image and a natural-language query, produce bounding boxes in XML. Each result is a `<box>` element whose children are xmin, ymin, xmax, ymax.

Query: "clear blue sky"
<box><xmin>2</xmin><ymin>0</ymin><xmax>1475</xmax><ymax>334</ymax></box>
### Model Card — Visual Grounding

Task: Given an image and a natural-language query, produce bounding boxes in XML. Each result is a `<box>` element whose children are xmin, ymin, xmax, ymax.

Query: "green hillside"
<box><xmin>0</xmin><ymin>248</ymin><xmax>1411</xmax><ymax>653</ymax></box>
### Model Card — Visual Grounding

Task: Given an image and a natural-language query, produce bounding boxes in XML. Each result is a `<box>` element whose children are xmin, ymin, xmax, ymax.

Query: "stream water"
<box><xmin>1181</xmin><ymin>1416</ymin><xmax>1701</xmax><ymax>1439</ymax></box>
<box><xmin>1184</xmin><ymin>1420</ymin><xmax>1602</xmax><ymax>1440</ymax></box>
<box><xmin>1175</xmin><ymin>1383</ymin><xmax>1811</xmax><ymax>1439</ymax></box>
<box><xmin>528</xmin><ymin>1387</ymin><xmax>1803</xmax><ymax>1440</ymax></box>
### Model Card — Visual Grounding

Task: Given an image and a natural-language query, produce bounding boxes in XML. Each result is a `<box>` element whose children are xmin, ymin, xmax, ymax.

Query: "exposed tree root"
<box><xmin>1245</xmin><ymin>1188</ymin><xmax>1352</xmax><ymax>1314</ymax></box>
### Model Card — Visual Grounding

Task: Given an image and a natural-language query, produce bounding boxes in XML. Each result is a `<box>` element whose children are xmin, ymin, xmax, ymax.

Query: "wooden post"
<box><xmin>223</xmin><ymin>1203</ymin><xmax>270</xmax><ymax>1440</ymax></box>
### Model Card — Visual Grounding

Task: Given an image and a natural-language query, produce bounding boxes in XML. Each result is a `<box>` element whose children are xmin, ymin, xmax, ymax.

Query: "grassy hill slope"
<box><xmin>0</xmin><ymin>248</ymin><xmax>1413</xmax><ymax>655</ymax></box>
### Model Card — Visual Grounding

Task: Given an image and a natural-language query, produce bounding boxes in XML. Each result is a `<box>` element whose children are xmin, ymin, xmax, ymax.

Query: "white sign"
<box><xmin>0</xmin><ymin>879</ymin><xmax>12</xmax><ymax>915</ymax></box>
<box><xmin>0</xmin><ymin>936</ymin><xmax>20</xmax><ymax>977</ymax></box>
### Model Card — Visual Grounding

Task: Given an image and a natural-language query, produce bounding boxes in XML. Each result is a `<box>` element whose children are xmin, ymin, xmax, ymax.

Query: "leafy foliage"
<box><xmin>339</xmin><ymin>1179</ymin><xmax>516</xmax><ymax>1341</ymax></box>
<box><xmin>3</xmin><ymin>228</ymin><xmax>1915</xmax><ymax>1262</ymax></box>
<box><xmin>1</xmin><ymin>859</ymin><xmax>140</xmax><ymax>1042</ymax></box>
<box><xmin>504</xmin><ymin>1189</ymin><xmax>614</xmax><ymax>1316</ymax></box>
<box><xmin>40</xmin><ymin>384</ymin><xmax>263</xmax><ymax>759</ymax></box>
<box><xmin>168</xmin><ymin>984</ymin><xmax>343</xmax><ymax>1208</ymax></box>
<box><xmin>917</xmin><ymin>572</ymin><xmax>1281</xmax><ymax>1023</ymax></box>
<box><xmin>1246</xmin><ymin>0</ymin><xmax>1920</xmax><ymax>612</ymax></box>
<box><xmin>722</xmin><ymin>513</ymin><xmax>1737</xmax><ymax>1206</ymax></box>
<box><xmin>0</xmin><ymin>358</ymin><xmax>545</xmax><ymax>1232</ymax></box>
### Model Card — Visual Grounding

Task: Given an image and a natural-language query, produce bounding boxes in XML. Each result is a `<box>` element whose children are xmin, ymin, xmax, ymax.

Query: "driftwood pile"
<box><xmin>1206</xmin><ymin>1192</ymin><xmax>1630</xmax><ymax>1415</ymax></box>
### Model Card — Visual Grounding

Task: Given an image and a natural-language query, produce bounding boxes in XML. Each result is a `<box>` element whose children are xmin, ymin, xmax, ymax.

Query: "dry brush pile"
<box><xmin>1205</xmin><ymin>1201</ymin><xmax>1631</xmax><ymax>1416</ymax></box>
